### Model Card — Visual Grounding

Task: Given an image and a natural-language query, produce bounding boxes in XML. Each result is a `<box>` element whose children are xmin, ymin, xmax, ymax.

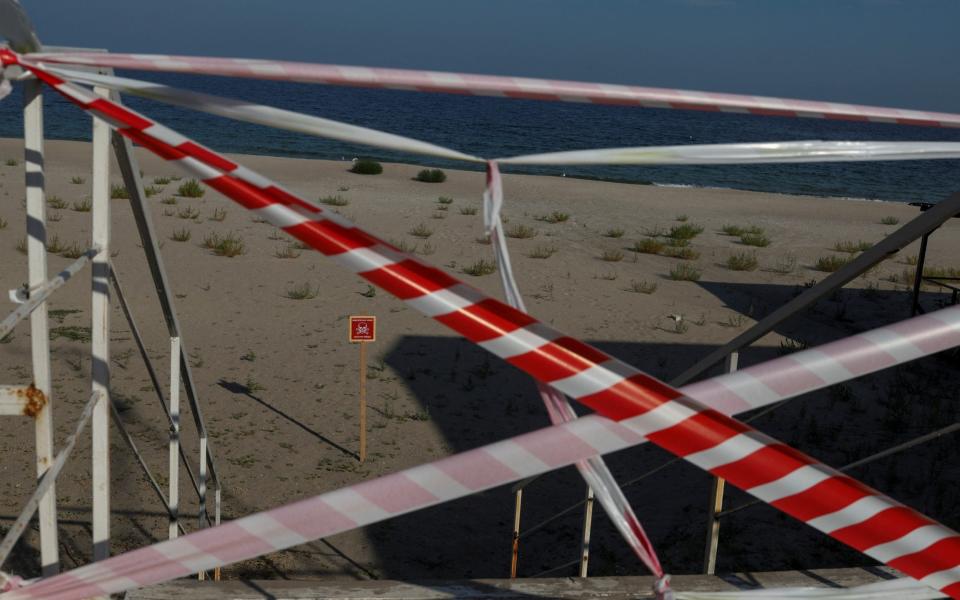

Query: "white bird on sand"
<box><xmin>667</xmin><ymin>314</ymin><xmax>683</xmax><ymax>323</ymax></box>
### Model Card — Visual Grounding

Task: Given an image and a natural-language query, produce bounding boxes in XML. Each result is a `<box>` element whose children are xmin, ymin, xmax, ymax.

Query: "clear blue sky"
<box><xmin>18</xmin><ymin>0</ymin><xmax>960</xmax><ymax>112</ymax></box>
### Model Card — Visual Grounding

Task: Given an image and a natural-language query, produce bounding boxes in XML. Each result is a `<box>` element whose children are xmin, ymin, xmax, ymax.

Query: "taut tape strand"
<box><xmin>32</xmin><ymin>51</ymin><xmax>960</xmax><ymax>128</ymax></box>
<box><xmin>50</xmin><ymin>67</ymin><xmax>960</xmax><ymax>167</ymax></box>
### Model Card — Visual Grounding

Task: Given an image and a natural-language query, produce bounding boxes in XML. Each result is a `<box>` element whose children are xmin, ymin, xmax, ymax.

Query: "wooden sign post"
<box><xmin>349</xmin><ymin>316</ymin><xmax>376</xmax><ymax>463</ymax></box>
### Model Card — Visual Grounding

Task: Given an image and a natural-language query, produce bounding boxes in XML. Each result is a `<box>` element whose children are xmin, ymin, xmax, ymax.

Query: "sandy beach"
<box><xmin>1</xmin><ymin>137</ymin><xmax>958</xmax><ymax>580</ymax></box>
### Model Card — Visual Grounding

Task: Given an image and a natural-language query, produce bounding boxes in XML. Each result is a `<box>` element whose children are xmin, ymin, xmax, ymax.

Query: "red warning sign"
<box><xmin>349</xmin><ymin>315</ymin><xmax>376</xmax><ymax>343</ymax></box>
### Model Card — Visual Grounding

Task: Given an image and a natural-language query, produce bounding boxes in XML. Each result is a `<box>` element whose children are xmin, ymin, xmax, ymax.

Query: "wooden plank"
<box><xmin>125</xmin><ymin>569</ymin><xmax>901</xmax><ymax>600</ymax></box>
<box><xmin>703</xmin><ymin>351</ymin><xmax>738</xmax><ymax>575</ymax></box>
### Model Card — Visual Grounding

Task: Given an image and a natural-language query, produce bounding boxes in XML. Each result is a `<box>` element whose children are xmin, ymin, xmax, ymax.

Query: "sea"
<box><xmin>2</xmin><ymin>70</ymin><xmax>959</xmax><ymax>204</ymax></box>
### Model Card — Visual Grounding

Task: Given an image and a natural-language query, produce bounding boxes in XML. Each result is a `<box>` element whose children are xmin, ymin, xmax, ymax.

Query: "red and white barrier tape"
<box><xmin>47</xmin><ymin>66</ymin><xmax>669</xmax><ymax>588</ymax></box>
<box><xmin>4</xmin><ymin>50</ymin><xmax>960</xmax><ymax>598</ymax></box>
<box><xmin>3</xmin><ymin>303</ymin><xmax>959</xmax><ymax>600</ymax></box>
<box><xmin>30</xmin><ymin>51</ymin><xmax>960</xmax><ymax>128</ymax></box>
<box><xmin>50</xmin><ymin>67</ymin><xmax>960</xmax><ymax>167</ymax></box>
<box><xmin>484</xmin><ymin>161</ymin><xmax>667</xmax><ymax>585</ymax></box>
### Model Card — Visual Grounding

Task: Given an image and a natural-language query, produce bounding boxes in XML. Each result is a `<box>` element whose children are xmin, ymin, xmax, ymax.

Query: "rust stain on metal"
<box><xmin>18</xmin><ymin>383</ymin><xmax>47</xmax><ymax>418</ymax></box>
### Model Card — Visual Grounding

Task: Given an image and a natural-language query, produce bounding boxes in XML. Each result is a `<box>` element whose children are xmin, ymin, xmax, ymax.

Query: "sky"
<box><xmin>13</xmin><ymin>0</ymin><xmax>960</xmax><ymax>112</ymax></box>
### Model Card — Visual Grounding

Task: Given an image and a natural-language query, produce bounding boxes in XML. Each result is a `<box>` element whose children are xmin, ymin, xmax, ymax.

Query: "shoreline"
<box><xmin>0</xmin><ymin>136</ymin><xmax>923</xmax><ymax>206</ymax></box>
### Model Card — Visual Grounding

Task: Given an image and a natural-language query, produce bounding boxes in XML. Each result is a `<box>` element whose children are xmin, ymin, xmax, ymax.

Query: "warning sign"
<box><xmin>349</xmin><ymin>315</ymin><xmax>376</xmax><ymax>343</ymax></box>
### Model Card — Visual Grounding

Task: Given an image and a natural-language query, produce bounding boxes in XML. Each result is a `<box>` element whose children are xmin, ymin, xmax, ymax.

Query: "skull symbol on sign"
<box><xmin>357</xmin><ymin>322</ymin><xmax>369</xmax><ymax>336</ymax></box>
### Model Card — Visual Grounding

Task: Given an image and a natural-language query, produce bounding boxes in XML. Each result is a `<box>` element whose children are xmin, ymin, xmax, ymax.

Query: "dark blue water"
<box><xmin>2</xmin><ymin>70</ymin><xmax>959</xmax><ymax>203</ymax></box>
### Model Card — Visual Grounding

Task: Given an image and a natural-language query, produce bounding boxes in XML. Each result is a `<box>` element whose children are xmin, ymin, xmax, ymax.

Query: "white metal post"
<box><xmin>23</xmin><ymin>77</ymin><xmax>59</xmax><ymax>576</ymax></box>
<box><xmin>168</xmin><ymin>337</ymin><xmax>181</xmax><ymax>539</ymax></box>
<box><xmin>703</xmin><ymin>351</ymin><xmax>738</xmax><ymax>574</ymax></box>
<box><xmin>90</xmin><ymin>84</ymin><xmax>112</xmax><ymax>561</ymax></box>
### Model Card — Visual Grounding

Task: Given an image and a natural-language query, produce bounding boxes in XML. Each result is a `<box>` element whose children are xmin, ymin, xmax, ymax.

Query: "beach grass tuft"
<box><xmin>70</xmin><ymin>175</ymin><xmax>85</xmax><ymax>185</ymax></box>
<box><xmin>204</xmin><ymin>231</ymin><xmax>246</xmax><ymax>257</ymax></box>
<box><xmin>603</xmin><ymin>227</ymin><xmax>625</xmax><ymax>238</ymax></box>
<box><xmin>153</xmin><ymin>176</ymin><xmax>171</xmax><ymax>185</ymax></box>
<box><xmin>46</xmin><ymin>235</ymin><xmax>66</xmax><ymax>254</ymax></box>
<box><xmin>459</xmin><ymin>206</ymin><xmax>478</xmax><ymax>215</ymax></box>
<box><xmin>462</xmin><ymin>259</ymin><xmax>497</xmax><ymax>276</ymax></box>
<box><xmin>598</xmin><ymin>270</ymin><xmax>618</xmax><ymax>281</ymax></box>
<box><xmin>143</xmin><ymin>185</ymin><xmax>163</xmax><ymax>198</ymax></box>
<box><xmin>177</xmin><ymin>206</ymin><xmax>199</xmax><ymax>220</ymax></box>
<box><xmin>211</xmin><ymin>207</ymin><xmax>227</xmax><ymax>222</ymax></box>
<box><xmin>437</xmin><ymin>196</ymin><xmax>454</xmax><ymax>205</ymax></box>
<box><xmin>274</xmin><ymin>244</ymin><xmax>301</xmax><ymax>259</ymax></box>
<box><xmin>662</xmin><ymin>246</ymin><xmax>700</xmax><ymax>260</ymax></box>
<box><xmin>626</xmin><ymin>280</ymin><xmax>657</xmax><ymax>294</ymax></box>
<box><xmin>632</xmin><ymin>238</ymin><xmax>664</xmax><ymax>254</ymax></box>
<box><xmin>740</xmin><ymin>232</ymin><xmax>771</xmax><ymax>247</ymax></box>
<box><xmin>320</xmin><ymin>195</ymin><xmax>349</xmax><ymax>206</ymax></box>
<box><xmin>16</xmin><ymin>238</ymin><xmax>27</xmax><ymax>255</ymax></box>
<box><xmin>815</xmin><ymin>254</ymin><xmax>851</xmax><ymax>272</ymax></box>
<box><xmin>669</xmin><ymin>263</ymin><xmax>702</xmax><ymax>281</ymax></box>
<box><xmin>170</xmin><ymin>228</ymin><xmax>191</xmax><ymax>242</ymax></box>
<box><xmin>110</xmin><ymin>184</ymin><xmax>129</xmax><ymax>199</ymax></box>
<box><xmin>726</xmin><ymin>251</ymin><xmax>759</xmax><ymax>271</ymax></box>
<box><xmin>721</xmin><ymin>224</ymin><xmax>764</xmax><ymax>237</ymax></box>
<box><xmin>47</xmin><ymin>195</ymin><xmax>67</xmax><ymax>210</ymax></box>
<box><xmin>536</xmin><ymin>211</ymin><xmax>570</xmax><ymax>224</ymax></box>
<box><xmin>285</xmin><ymin>282</ymin><xmax>318</xmax><ymax>299</ymax></box>
<box><xmin>880</xmin><ymin>216</ymin><xmax>900</xmax><ymax>225</ymax></box>
<box><xmin>351</xmin><ymin>159</ymin><xmax>383</xmax><ymax>175</ymax></box>
<box><xmin>60</xmin><ymin>242</ymin><xmax>87</xmax><ymax>259</ymax></box>
<box><xmin>409</xmin><ymin>223</ymin><xmax>434</xmax><ymax>238</ymax></box>
<box><xmin>416</xmin><ymin>168</ymin><xmax>446</xmax><ymax>183</ymax></box>
<box><xmin>668</xmin><ymin>223</ymin><xmax>704</xmax><ymax>240</ymax></box>
<box><xmin>177</xmin><ymin>179</ymin><xmax>205</xmax><ymax>198</ymax></box>
<box><xmin>505</xmin><ymin>224</ymin><xmax>537</xmax><ymax>239</ymax></box>
<box><xmin>833</xmin><ymin>240</ymin><xmax>872</xmax><ymax>253</ymax></box>
<box><xmin>601</xmin><ymin>249</ymin><xmax>624</xmax><ymax>262</ymax></box>
<box><xmin>527</xmin><ymin>245</ymin><xmax>558</xmax><ymax>259</ymax></box>
<box><xmin>768</xmin><ymin>252</ymin><xmax>798</xmax><ymax>274</ymax></box>
<box><xmin>71</xmin><ymin>198</ymin><xmax>92</xmax><ymax>212</ymax></box>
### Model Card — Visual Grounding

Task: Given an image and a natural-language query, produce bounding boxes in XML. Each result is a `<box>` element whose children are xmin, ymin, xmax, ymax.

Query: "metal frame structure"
<box><xmin>1</xmin><ymin>36</ymin><xmax>958</xmax><ymax>593</ymax></box>
<box><xmin>510</xmin><ymin>191</ymin><xmax>960</xmax><ymax>578</ymax></box>
<box><xmin>0</xmin><ymin>46</ymin><xmax>221</xmax><ymax>579</ymax></box>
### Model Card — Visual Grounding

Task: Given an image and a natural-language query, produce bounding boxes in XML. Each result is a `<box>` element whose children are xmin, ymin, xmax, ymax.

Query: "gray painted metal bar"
<box><xmin>1</xmin><ymin>246</ymin><xmax>99</xmax><ymax>340</ymax></box>
<box><xmin>672</xmin><ymin>191</ymin><xmax>960</xmax><ymax>385</ymax></box>
<box><xmin>911</xmin><ymin>232</ymin><xmax>931</xmax><ymax>316</ymax></box>
<box><xmin>108</xmin><ymin>264</ymin><xmax>203</xmax><ymax>502</ymax></box>
<box><xmin>110</xmin><ymin>125</ymin><xmax>221</xmax><ymax>517</ymax></box>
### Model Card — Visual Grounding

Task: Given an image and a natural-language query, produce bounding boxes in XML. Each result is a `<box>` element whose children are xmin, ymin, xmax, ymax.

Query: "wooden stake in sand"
<box><xmin>349</xmin><ymin>316</ymin><xmax>376</xmax><ymax>463</ymax></box>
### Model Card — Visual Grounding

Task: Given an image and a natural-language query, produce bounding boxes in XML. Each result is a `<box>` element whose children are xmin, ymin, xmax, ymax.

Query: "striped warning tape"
<box><xmin>30</xmin><ymin>51</ymin><xmax>960</xmax><ymax>129</ymax></box>
<box><xmin>3</xmin><ymin>49</ymin><xmax>959</xmax><ymax>598</ymax></box>
<box><xmin>44</xmin><ymin>67</ymin><xmax>960</xmax><ymax>168</ymax></box>
<box><xmin>3</xmin><ymin>303</ymin><xmax>959</xmax><ymax>600</ymax></box>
